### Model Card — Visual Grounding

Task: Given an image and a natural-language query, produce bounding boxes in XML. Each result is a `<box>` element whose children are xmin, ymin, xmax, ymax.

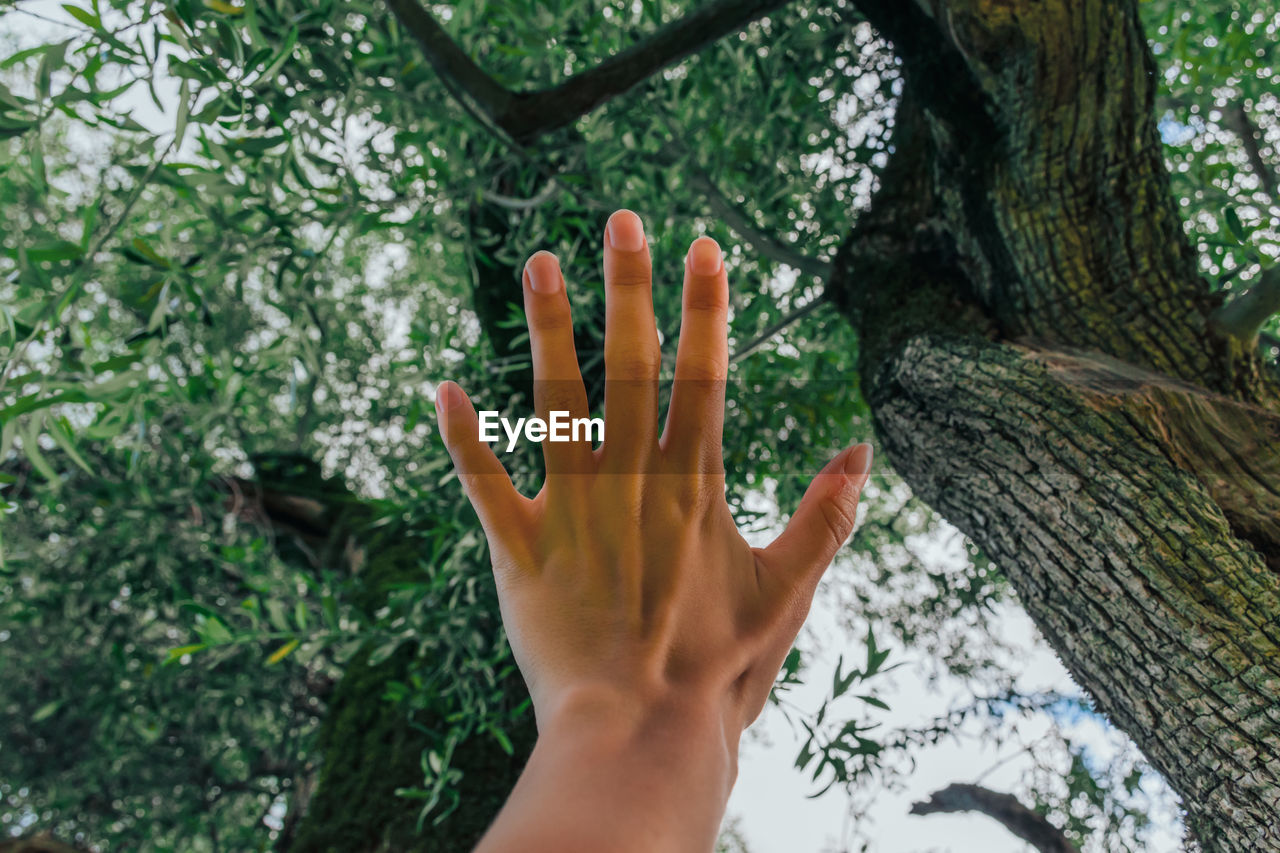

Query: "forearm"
<box><xmin>474</xmin><ymin>688</ymin><xmax>741</xmax><ymax>853</ymax></box>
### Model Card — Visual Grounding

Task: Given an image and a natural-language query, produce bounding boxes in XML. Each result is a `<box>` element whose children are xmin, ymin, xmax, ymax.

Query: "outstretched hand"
<box><xmin>437</xmin><ymin>209</ymin><xmax>872</xmax><ymax>852</ymax></box>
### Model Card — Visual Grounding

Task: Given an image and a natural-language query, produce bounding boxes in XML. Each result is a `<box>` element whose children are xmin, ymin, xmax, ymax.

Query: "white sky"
<box><xmin>2</xmin><ymin>4</ymin><xmax>1185</xmax><ymax>851</ymax></box>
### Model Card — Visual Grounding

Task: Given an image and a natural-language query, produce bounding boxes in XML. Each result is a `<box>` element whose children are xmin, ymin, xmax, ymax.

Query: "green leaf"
<box><xmin>62</xmin><ymin>4</ymin><xmax>102</xmax><ymax>28</ymax></box>
<box><xmin>859</xmin><ymin>695</ymin><xmax>890</xmax><ymax>711</ymax></box>
<box><xmin>20</xmin><ymin>420</ymin><xmax>60</xmax><ymax>486</ymax></box>
<box><xmin>255</xmin><ymin>26</ymin><xmax>298</xmax><ymax>87</ymax></box>
<box><xmin>129</xmin><ymin>237</ymin><xmax>171</xmax><ymax>269</ymax></box>
<box><xmin>265</xmin><ymin>599</ymin><xmax>289</xmax><ymax>632</ymax></box>
<box><xmin>165</xmin><ymin>643</ymin><xmax>208</xmax><ymax>663</ymax></box>
<box><xmin>45</xmin><ymin>415</ymin><xmax>94</xmax><ymax>475</ymax></box>
<box><xmin>831</xmin><ymin>654</ymin><xmax>857</xmax><ymax>698</ymax></box>
<box><xmin>266</xmin><ymin>638</ymin><xmax>300</xmax><ymax>665</ymax></box>
<box><xmin>0</xmin><ymin>115</ymin><xmax>36</xmax><ymax>140</ymax></box>
<box><xmin>10</xmin><ymin>240</ymin><xmax>85</xmax><ymax>263</ymax></box>
<box><xmin>32</xmin><ymin>700</ymin><xmax>62</xmax><ymax>722</ymax></box>
<box><xmin>196</xmin><ymin>615</ymin><xmax>233</xmax><ymax>645</ymax></box>
<box><xmin>0</xmin><ymin>417</ymin><xmax>17</xmax><ymax>464</ymax></box>
<box><xmin>175</xmin><ymin>78</ymin><xmax>191</xmax><ymax>147</ymax></box>
<box><xmin>1223</xmin><ymin>206</ymin><xmax>1246</xmax><ymax>244</ymax></box>
<box><xmin>865</xmin><ymin>626</ymin><xmax>890</xmax><ymax>676</ymax></box>
<box><xmin>0</xmin><ymin>45</ymin><xmax>50</xmax><ymax>70</ymax></box>
<box><xmin>490</xmin><ymin>727</ymin><xmax>513</xmax><ymax>755</ymax></box>
<box><xmin>36</xmin><ymin>40</ymin><xmax>71</xmax><ymax>100</ymax></box>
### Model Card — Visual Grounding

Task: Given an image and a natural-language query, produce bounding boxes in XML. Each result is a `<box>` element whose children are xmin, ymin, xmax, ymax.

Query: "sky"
<box><xmin>1</xmin><ymin>4</ymin><xmax>1187</xmax><ymax>851</ymax></box>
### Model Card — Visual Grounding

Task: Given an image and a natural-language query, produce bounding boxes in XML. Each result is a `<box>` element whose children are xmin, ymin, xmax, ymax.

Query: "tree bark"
<box><xmin>829</xmin><ymin>1</ymin><xmax>1280</xmax><ymax>848</ymax></box>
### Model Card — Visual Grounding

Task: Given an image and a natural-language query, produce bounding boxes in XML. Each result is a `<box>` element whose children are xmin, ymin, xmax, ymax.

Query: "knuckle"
<box><xmin>818</xmin><ymin>494</ymin><xmax>858</xmax><ymax>547</ymax></box>
<box><xmin>676</xmin><ymin>353</ymin><xmax>728</xmax><ymax>382</ymax></box>
<box><xmin>673</xmin><ymin>475</ymin><xmax>714</xmax><ymax>514</ymax></box>
<box><xmin>536</xmin><ymin>385</ymin><xmax>582</xmax><ymax>416</ymax></box>
<box><xmin>684</xmin><ymin>286</ymin><xmax>728</xmax><ymax>313</ymax></box>
<box><xmin>608</xmin><ymin>267</ymin><xmax>652</xmax><ymax>289</ymax></box>
<box><xmin>529</xmin><ymin>307</ymin><xmax>572</xmax><ymax>333</ymax></box>
<box><xmin>607</xmin><ymin>349</ymin><xmax>661</xmax><ymax>379</ymax></box>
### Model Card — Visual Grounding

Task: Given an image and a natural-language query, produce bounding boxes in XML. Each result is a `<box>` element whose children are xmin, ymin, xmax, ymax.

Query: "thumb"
<box><xmin>761</xmin><ymin>443</ymin><xmax>873</xmax><ymax>584</ymax></box>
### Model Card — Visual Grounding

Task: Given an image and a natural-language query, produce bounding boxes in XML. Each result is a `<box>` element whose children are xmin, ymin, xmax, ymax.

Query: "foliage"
<box><xmin>1145</xmin><ymin>0</ymin><xmax>1280</xmax><ymax>352</ymax></box>
<box><xmin>0</xmin><ymin>0</ymin><xmax>1274</xmax><ymax>849</ymax></box>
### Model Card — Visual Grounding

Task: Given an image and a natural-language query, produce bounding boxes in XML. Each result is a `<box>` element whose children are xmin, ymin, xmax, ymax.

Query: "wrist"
<box><xmin>549</xmin><ymin>680</ymin><xmax>738</xmax><ymax>733</ymax></box>
<box><xmin>538</xmin><ymin>682</ymin><xmax>742</xmax><ymax>788</ymax></box>
<box><xmin>475</xmin><ymin>684</ymin><xmax>741</xmax><ymax>852</ymax></box>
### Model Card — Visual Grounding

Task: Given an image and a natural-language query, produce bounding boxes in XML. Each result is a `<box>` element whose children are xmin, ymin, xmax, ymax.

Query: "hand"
<box><xmin>437</xmin><ymin>209</ymin><xmax>872</xmax><ymax>852</ymax></box>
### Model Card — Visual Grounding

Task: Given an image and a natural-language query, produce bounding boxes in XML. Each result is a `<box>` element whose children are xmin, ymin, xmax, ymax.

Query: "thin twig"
<box><xmin>1225</xmin><ymin>101</ymin><xmax>1278</xmax><ymax>200</ymax></box>
<box><xmin>481</xmin><ymin>178</ymin><xmax>561</xmax><ymax>211</ymax></box>
<box><xmin>730</xmin><ymin>296</ymin><xmax>828</xmax><ymax>363</ymax></box>
<box><xmin>680</xmin><ymin>157</ymin><xmax>832</xmax><ymax>279</ymax></box>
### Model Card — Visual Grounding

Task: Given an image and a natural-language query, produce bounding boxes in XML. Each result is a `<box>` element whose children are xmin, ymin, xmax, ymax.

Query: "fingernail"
<box><xmin>435</xmin><ymin>381</ymin><xmax>463</xmax><ymax>413</ymax></box>
<box><xmin>525</xmin><ymin>251</ymin><xmax>561</xmax><ymax>294</ymax></box>
<box><xmin>687</xmin><ymin>236</ymin><xmax>722</xmax><ymax>275</ymax></box>
<box><xmin>606</xmin><ymin>210</ymin><xmax>645</xmax><ymax>252</ymax></box>
<box><xmin>844</xmin><ymin>443</ymin><xmax>873</xmax><ymax>479</ymax></box>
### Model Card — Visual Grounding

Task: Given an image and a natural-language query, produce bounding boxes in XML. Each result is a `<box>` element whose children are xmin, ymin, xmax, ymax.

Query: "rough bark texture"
<box><xmin>827</xmin><ymin>0</ymin><xmax>1280</xmax><ymax>849</ymax></box>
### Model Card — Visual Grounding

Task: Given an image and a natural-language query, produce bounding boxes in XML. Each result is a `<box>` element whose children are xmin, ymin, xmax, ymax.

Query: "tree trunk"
<box><xmin>830</xmin><ymin>1</ymin><xmax>1280</xmax><ymax>848</ymax></box>
<box><xmin>241</xmin><ymin>457</ymin><xmax>537</xmax><ymax>853</ymax></box>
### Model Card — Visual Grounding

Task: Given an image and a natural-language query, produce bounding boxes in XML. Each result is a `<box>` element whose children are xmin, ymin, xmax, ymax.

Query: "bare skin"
<box><xmin>435</xmin><ymin>209</ymin><xmax>873</xmax><ymax>853</ymax></box>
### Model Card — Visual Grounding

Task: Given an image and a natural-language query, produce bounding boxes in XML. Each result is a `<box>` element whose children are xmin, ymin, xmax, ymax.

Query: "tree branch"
<box><xmin>383</xmin><ymin>0</ymin><xmax>514</xmax><ymax>122</ymax></box>
<box><xmin>1225</xmin><ymin>101</ymin><xmax>1279</xmax><ymax>200</ymax></box>
<box><xmin>645</xmin><ymin>122</ymin><xmax>832</xmax><ymax>278</ymax></box>
<box><xmin>685</xmin><ymin>165</ymin><xmax>832</xmax><ymax>279</ymax></box>
<box><xmin>386</xmin><ymin>0</ymin><xmax>793</xmax><ymax>142</ymax></box>
<box><xmin>0</xmin><ymin>834</ymin><xmax>90</xmax><ymax>853</ymax></box>
<box><xmin>481</xmin><ymin>178</ymin><xmax>561</xmax><ymax>211</ymax></box>
<box><xmin>909</xmin><ymin>784</ymin><xmax>1079</xmax><ymax>853</ymax></box>
<box><xmin>1210</xmin><ymin>267</ymin><xmax>1280</xmax><ymax>344</ymax></box>
<box><xmin>730</xmin><ymin>297</ymin><xmax>828</xmax><ymax>363</ymax></box>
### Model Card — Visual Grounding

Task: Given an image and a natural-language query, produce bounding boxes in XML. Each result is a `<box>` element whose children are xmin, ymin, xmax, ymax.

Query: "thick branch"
<box><xmin>383</xmin><ymin>0</ymin><xmax>515</xmax><ymax>123</ymax></box>
<box><xmin>910</xmin><ymin>784</ymin><xmax>1078</xmax><ymax>853</ymax></box>
<box><xmin>847</xmin><ymin>0</ymin><xmax>997</xmax><ymax>140</ymax></box>
<box><xmin>863</xmin><ymin>332</ymin><xmax>1280</xmax><ymax>851</ymax></box>
<box><xmin>387</xmin><ymin>0</ymin><xmax>791</xmax><ymax>142</ymax></box>
<box><xmin>1210</xmin><ymin>267</ymin><xmax>1280</xmax><ymax>345</ymax></box>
